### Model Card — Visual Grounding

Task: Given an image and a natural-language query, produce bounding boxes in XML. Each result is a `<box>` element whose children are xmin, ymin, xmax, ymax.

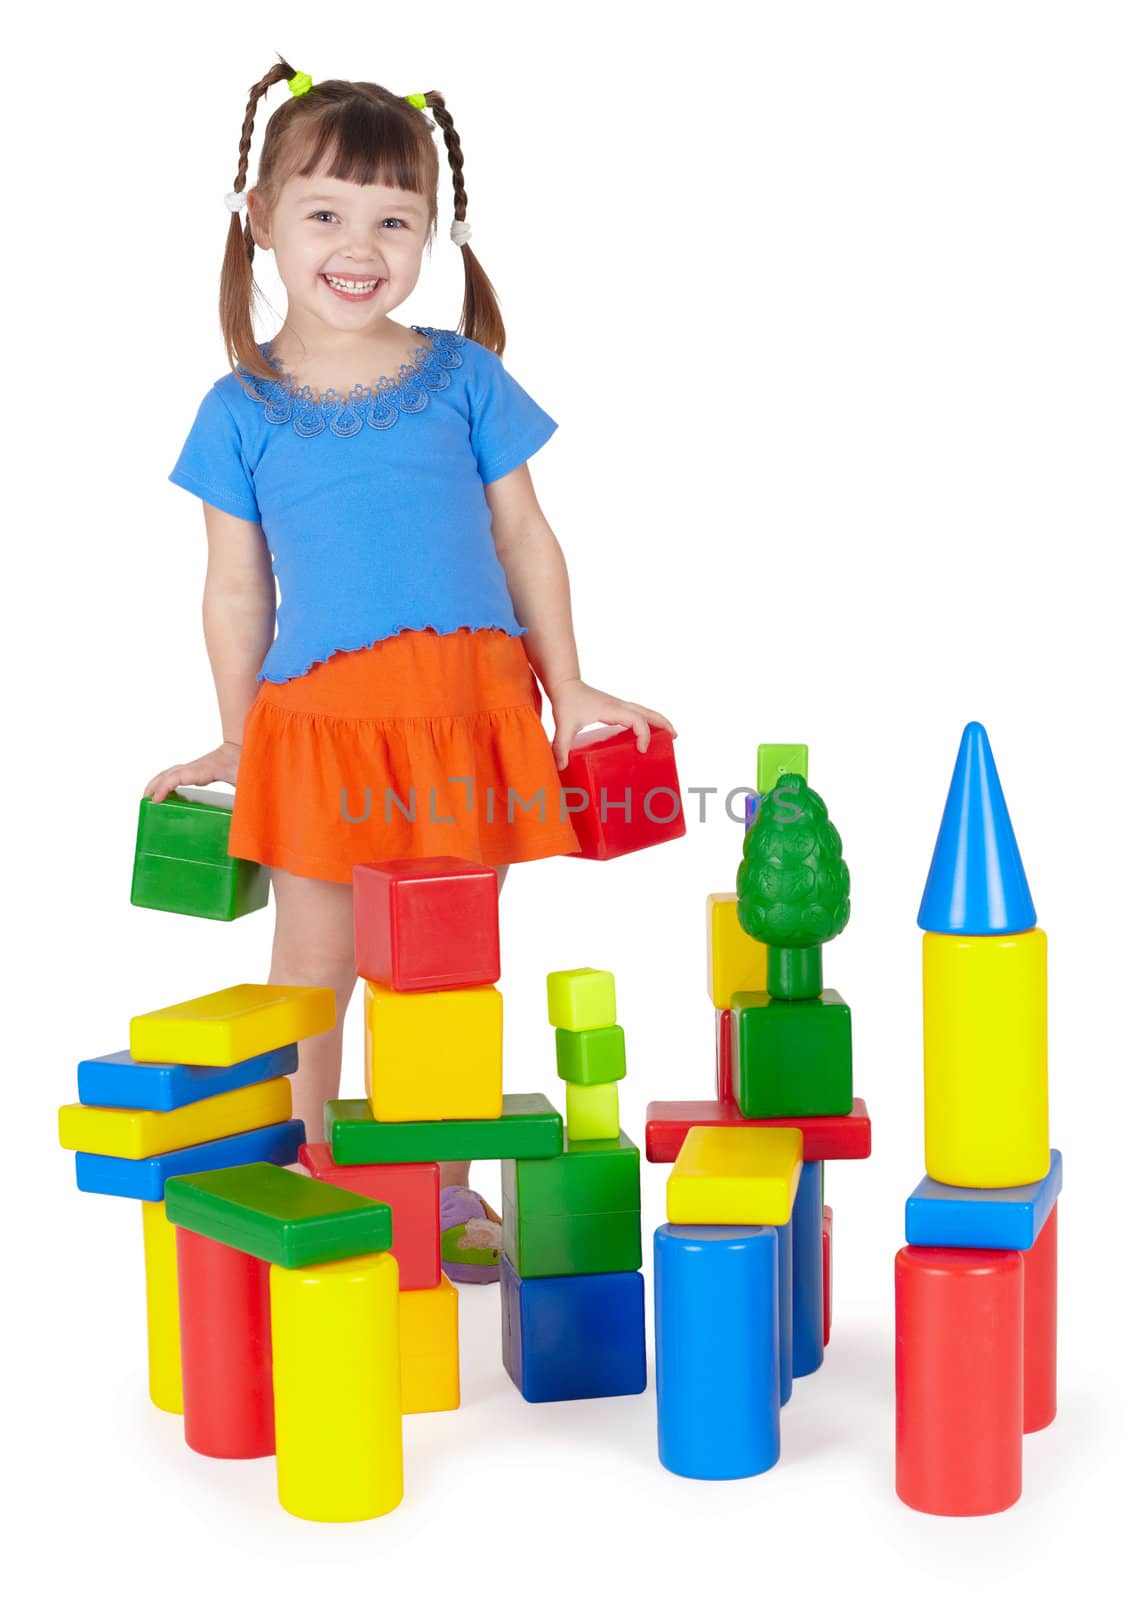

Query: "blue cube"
<box><xmin>500</xmin><ymin>1256</ymin><xmax>646</xmax><ymax>1402</ymax></box>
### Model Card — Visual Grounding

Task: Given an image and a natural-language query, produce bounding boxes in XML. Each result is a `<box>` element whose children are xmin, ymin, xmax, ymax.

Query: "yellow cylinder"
<box><xmin>270</xmin><ymin>1252</ymin><xmax>403</xmax><ymax>1522</ymax></box>
<box><xmin>923</xmin><ymin>929</ymin><xmax>1049</xmax><ymax>1186</ymax></box>
<box><xmin>141</xmin><ymin>1200</ymin><xmax>183</xmax><ymax>1414</ymax></box>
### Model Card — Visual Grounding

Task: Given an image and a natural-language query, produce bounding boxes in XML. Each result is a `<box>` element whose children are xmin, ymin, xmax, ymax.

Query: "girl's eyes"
<box><xmin>310</xmin><ymin>212</ymin><xmax>406</xmax><ymax>228</ymax></box>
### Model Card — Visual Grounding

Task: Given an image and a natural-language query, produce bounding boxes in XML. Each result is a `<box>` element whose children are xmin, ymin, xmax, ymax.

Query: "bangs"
<box><xmin>284</xmin><ymin>99</ymin><xmax>433</xmax><ymax>197</ymax></box>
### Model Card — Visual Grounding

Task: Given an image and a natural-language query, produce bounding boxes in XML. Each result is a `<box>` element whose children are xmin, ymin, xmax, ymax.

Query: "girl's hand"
<box><xmin>143</xmin><ymin>742</ymin><xmax>242</xmax><ymax>805</ymax></box>
<box><xmin>548</xmin><ymin>679</ymin><xmax>678</xmax><ymax>771</ymax></box>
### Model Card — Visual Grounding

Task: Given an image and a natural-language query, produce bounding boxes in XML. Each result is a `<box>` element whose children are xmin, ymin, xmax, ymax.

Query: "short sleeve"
<box><xmin>469</xmin><ymin>348</ymin><xmax>558</xmax><ymax>485</ymax></box>
<box><xmin>168</xmin><ymin>387</ymin><xmax>261</xmax><ymax>522</ymax></box>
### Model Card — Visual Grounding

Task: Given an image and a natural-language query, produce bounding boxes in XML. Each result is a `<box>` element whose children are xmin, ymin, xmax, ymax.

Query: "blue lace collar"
<box><xmin>237</xmin><ymin>326</ymin><xmax>466</xmax><ymax>438</ymax></box>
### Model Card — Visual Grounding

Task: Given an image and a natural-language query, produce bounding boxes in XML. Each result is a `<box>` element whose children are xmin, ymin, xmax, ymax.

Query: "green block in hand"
<box><xmin>131</xmin><ymin>787</ymin><xmax>269</xmax><ymax>921</ymax></box>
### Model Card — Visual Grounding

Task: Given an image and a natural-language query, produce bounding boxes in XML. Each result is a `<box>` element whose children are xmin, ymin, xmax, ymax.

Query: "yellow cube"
<box><xmin>130</xmin><ymin>983</ymin><xmax>336</xmax><ymax>1067</ymax></box>
<box><xmin>58</xmin><ymin>1077</ymin><xmax>292</xmax><ymax>1159</ymax></box>
<box><xmin>546</xmin><ymin>968</ymin><xmax>616</xmax><ymax>1031</ymax></box>
<box><xmin>565</xmin><ymin>1082</ymin><xmax>620</xmax><ymax>1142</ymax></box>
<box><xmin>364</xmin><ymin>981</ymin><xmax>503</xmax><ymax>1122</ymax></box>
<box><xmin>399</xmin><ymin>1274</ymin><xmax>460</xmax><ymax>1414</ymax></box>
<box><xmin>667</xmin><ymin>1126</ymin><xmax>803</xmax><ymax>1225</ymax></box>
<box><xmin>706</xmin><ymin>893</ymin><xmax>768</xmax><ymax>1009</ymax></box>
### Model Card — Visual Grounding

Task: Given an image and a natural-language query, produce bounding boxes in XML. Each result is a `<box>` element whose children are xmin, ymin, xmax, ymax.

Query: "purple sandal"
<box><xmin>440</xmin><ymin>1186</ymin><xmax>502</xmax><ymax>1284</ymax></box>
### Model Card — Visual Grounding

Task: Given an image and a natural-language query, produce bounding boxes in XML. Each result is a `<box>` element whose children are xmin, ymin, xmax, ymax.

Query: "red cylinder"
<box><xmin>895</xmin><ymin>1245</ymin><xmax>1023</xmax><ymax>1516</ymax></box>
<box><xmin>175</xmin><ymin>1228</ymin><xmax>275</xmax><ymax>1459</ymax></box>
<box><xmin>1023</xmin><ymin>1202</ymin><xmax>1058</xmax><ymax>1433</ymax></box>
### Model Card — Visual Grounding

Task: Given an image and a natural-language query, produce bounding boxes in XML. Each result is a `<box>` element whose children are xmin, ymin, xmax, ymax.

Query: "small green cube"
<box><xmin>732</xmin><ymin>989</ymin><xmax>853</xmax><ymax>1118</ymax></box>
<box><xmin>131</xmin><ymin>789</ymin><xmax>269</xmax><ymax>921</ymax></box>
<box><xmin>756</xmin><ymin>744</ymin><xmax>809</xmax><ymax>796</ymax></box>
<box><xmin>502</xmin><ymin>1130</ymin><xmax>641</xmax><ymax>1277</ymax></box>
<box><xmin>546</xmin><ymin>968</ymin><xmax>616</xmax><ymax>1031</ymax></box>
<box><xmin>555</xmin><ymin>1024</ymin><xmax>626</xmax><ymax>1085</ymax></box>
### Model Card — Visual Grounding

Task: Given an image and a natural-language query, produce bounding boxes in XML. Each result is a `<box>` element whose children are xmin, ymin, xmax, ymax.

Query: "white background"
<box><xmin>10</xmin><ymin>2</ymin><xmax>1130</xmax><ymax>1593</ymax></box>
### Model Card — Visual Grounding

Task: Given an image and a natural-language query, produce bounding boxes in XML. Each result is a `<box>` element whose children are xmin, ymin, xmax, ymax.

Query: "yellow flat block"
<box><xmin>924</xmin><ymin>929</ymin><xmax>1049</xmax><ymax>1186</ymax></box>
<box><xmin>399</xmin><ymin>1274</ymin><xmax>460</xmax><ymax>1414</ymax></box>
<box><xmin>667</xmin><ymin>1125</ymin><xmax>804</xmax><ymax>1225</ymax></box>
<box><xmin>565</xmin><ymin>1082</ymin><xmax>620</xmax><ymax>1141</ymax></box>
<box><xmin>59</xmin><ymin>1077</ymin><xmax>292</xmax><ymax>1160</ymax></box>
<box><xmin>141</xmin><ymin>1200</ymin><xmax>182</xmax><ymax>1415</ymax></box>
<box><xmin>130</xmin><ymin>983</ymin><xmax>336</xmax><ymax>1067</ymax></box>
<box><xmin>364</xmin><ymin>981</ymin><xmax>502</xmax><ymax>1122</ymax></box>
<box><xmin>706</xmin><ymin>893</ymin><xmax>768</xmax><ymax>1010</ymax></box>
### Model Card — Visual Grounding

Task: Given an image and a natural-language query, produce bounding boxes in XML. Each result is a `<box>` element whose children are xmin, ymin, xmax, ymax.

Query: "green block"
<box><xmin>555</xmin><ymin>1024</ymin><xmax>626</xmax><ymax>1084</ymax></box>
<box><xmin>502</xmin><ymin>1130</ymin><xmax>642</xmax><ymax>1277</ymax></box>
<box><xmin>163</xmin><ymin>1162</ymin><xmax>392</xmax><ymax>1267</ymax></box>
<box><xmin>732</xmin><ymin>989</ymin><xmax>853</xmax><ymax>1118</ymax></box>
<box><xmin>546</xmin><ymin>968</ymin><xmax>616</xmax><ymax>1030</ymax></box>
<box><xmin>131</xmin><ymin>789</ymin><xmax>269</xmax><ymax>921</ymax></box>
<box><xmin>326</xmin><ymin>1093</ymin><xmax>564</xmax><ymax>1166</ymax></box>
<box><xmin>756</xmin><ymin>744</ymin><xmax>809</xmax><ymax>795</ymax></box>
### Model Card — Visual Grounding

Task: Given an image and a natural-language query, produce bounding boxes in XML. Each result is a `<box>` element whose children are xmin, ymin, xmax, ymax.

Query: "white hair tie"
<box><xmin>224</xmin><ymin>190</ymin><xmax>248</xmax><ymax>214</ymax></box>
<box><xmin>450</xmin><ymin>218</ymin><xmax>472</xmax><ymax>247</ymax></box>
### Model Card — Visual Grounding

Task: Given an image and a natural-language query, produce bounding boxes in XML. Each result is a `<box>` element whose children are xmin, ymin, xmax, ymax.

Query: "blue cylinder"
<box><xmin>654</xmin><ymin>1224</ymin><xmax>780</xmax><ymax>1479</ymax></box>
<box><xmin>776</xmin><ymin>1218</ymin><xmax>793</xmax><ymax>1405</ymax></box>
<box><xmin>792</xmin><ymin>1160</ymin><xmax>824</xmax><ymax>1378</ymax></box>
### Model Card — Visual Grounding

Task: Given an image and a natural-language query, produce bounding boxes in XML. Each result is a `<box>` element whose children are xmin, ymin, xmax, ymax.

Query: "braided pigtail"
<box><xmin>423</xmin><ymin>92</ymin><xmax>506</xmax><ymax>357</ymax></box>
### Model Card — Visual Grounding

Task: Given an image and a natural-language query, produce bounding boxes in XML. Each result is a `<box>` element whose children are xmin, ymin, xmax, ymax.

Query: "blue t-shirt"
<box><xmin>167</xmin><ymin>327</ymin><xmax>557</xmax><ymax>683</ymax></box>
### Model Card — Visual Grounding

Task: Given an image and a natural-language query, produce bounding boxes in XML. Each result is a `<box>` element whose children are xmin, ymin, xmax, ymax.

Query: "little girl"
<box><xmin>145</xmin><ymin>60</ymin><xmax>676</xmax><ymax>1282</ymax></box>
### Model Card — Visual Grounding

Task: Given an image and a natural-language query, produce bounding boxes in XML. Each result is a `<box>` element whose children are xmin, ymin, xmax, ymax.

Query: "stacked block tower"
<box><xmin>895</xmin><ymin>722</ymin><xmax>1059</xmax><ymax>1516</ymax></box>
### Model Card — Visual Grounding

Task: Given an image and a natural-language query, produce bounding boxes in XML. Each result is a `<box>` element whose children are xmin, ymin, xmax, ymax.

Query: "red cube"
<box><xmin>298</xmin><ymin>1142</ymin><xmax>441</xmax><ymax>1289</ymax></box>
<box><xmin>560</xmin><ymin>727</ymin><xmax>685</xmax><ymax>861</ymax></box>
<box><xmin>353</xmin><ymin>856</ymin><xmax>500</xmax><ymax>991</ymax></box>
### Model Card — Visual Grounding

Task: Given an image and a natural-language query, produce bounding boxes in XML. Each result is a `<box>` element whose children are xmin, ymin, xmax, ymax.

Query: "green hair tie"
<box><xmin>406</xmin><ymin>92</ymin><xmax>428</xmax><ymax>110</ymax></box>
<box><xmin>288</xmin><ymin>71</ymin><xmax>313</xmax><ymax>97</ymax></box>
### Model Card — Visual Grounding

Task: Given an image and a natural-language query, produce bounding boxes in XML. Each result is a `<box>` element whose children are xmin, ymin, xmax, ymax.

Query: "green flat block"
<box><xmin>502</xmin><ymin>1130</ymin><xmax>641</xmax><ymax>1276</ymax></box>
<box><xmin>164</xmin><ymin>1162</ymin><xmax>392</xmax><ymax>1267</ymax></box>
<box><xmin>502</xmin><ymin>1207</ymin><xmax>642</xmax><ymax>1277</ymax></box>
<box><xmin>756</xmin><ymin>744</ymin><xmax>809</xmax><ymax>795</ymax></box>
<box><xmin>554</xmin><ymin>1024</ymin><xmax>626</xmax><ymax>1085</ymax></box>
<box><xmin>326</xmin><ymin>1092</ymin><xmax>564</xmax><ymax>1166</ymax></box>
<box><xmin>732</xmin><ymin>988</ymin><xmax>853</xmax><ymax>1118</ymax></box>
<box><xmin>131</xmin><ymin>790</ymin><xmax>269</xmax><ymax>921</ymax></box>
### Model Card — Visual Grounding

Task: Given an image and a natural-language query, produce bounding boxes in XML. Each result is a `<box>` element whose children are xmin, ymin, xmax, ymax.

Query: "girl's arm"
<box><xmin>201</xmin><ymin>503</ymin><xmax>277</xmax><ymax>744</ymax></box>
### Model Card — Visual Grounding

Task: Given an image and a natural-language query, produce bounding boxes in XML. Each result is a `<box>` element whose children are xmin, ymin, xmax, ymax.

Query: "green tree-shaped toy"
<box><xmin>736</xmin><ymin>773</ymin><xmax>851</xmax><ymax>999</ymax></box>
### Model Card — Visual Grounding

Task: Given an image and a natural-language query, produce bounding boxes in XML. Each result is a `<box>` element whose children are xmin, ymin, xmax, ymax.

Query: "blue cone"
<box><xmin>917</xmin><ymin>722</ymin><xmax>1036</xmax><ymax>934</ymax></box>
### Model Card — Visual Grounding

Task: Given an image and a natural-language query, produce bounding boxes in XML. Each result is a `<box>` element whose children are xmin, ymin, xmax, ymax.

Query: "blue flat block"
<box><xmin>905</xmin><ymin>1148</ymin><xmax>1063</xmax><ymax>1249</ymax></box>
<box><xmin>74</xmin><ymin>1120</ymin><xmax>306</xmax><ymax>1200</ymax></box>
<box><xmin>500</xmin><ymin>1256</ymin><xmax>646</xmax><ymax>1403</ymax></box>
<box><xmin>792</xmin><ymin>1159</ymin><xmax>823</xmax><ymax>1379</ymax></box>
<box><xmin>654</xmin><ymin>1225</ymin><xmax>780</xmax><ymax>1480</ymax></box>
<box><xmin>77</xmin><ymin>1042</ymin><xmax>299</xmax><ymax>1111</ymax></box>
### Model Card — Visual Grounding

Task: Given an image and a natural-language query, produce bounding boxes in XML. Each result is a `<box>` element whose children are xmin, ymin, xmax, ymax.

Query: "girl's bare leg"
<box><xmin>441</xmin><ymin>860</ymin><xmax>508</xmax><ymax>1197</ymax></box>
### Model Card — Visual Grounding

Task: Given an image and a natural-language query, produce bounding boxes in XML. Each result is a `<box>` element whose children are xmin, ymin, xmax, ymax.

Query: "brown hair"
<box><xmin>219</xmin><ymin>55</ymin><xmax>506</xmax><ymax>392</ymax></box>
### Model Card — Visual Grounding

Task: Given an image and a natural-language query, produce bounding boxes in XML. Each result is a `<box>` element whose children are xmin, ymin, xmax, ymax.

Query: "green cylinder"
<box><xmin>766</xmin><ymin>945</ymin><xmax>823</xmax><ymax>1000</ymax></box>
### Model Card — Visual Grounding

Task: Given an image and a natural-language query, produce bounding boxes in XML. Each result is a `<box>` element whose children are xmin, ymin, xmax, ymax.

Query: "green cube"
<box><xmin>546</xmin><ymin>968</ymin><xmax>616</xmax><ymax>1031</ymax></box>
<box><xmin>756</xmin><ymin>744</ymin><xmax>809</xmax><ymax>795</ymax></box>
<box><xmin>131</xmin><ymin>789</ymin><xmax>269</xmax><ymax>921</ymax></box>
<box><xmin>326</xmin><ymin>1093</ymin><xmax>564</xmax><ymax>1166</ymax></box>
<box><xmin>163</xmin><ymin>1162</ymin><xmax>392</xmax><ymax>1268</ymax></box>
<box><xmin>555</xmin><ymin>1024</ymin><xmax>626</xmax><ymax>1085</ymax></box>
<box><xmin>732</xmin><ymin>989</ymin><xmax>853</xmax><ymax>1118</ymax></box>
<box><xmin>502</xmin><ymin>1129</ymin><xmax>641</xmax><ymax>1277</ymax></box>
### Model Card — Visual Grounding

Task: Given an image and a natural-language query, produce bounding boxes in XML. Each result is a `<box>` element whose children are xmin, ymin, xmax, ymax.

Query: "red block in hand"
<box><xmin>299</xmin><ymin>1142</ymin><xmax>441</xmax><ymax>1289</ymax></box>
<box><xmin>559</xmin><ymin>727</ymin><xmax>685</xmax><ymax>861</ymax></box>
<box><xmin>353</xmin><ymin>856</ymin><xmax>500</xmax><ymax>992</ymax></box>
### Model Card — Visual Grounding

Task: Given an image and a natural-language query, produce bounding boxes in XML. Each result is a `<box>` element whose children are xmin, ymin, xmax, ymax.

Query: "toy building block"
<box><xmin>565</xmin><ymin>1082</ymin><xmax>620</xmax><ymax>1142</ymax></box>
<box><xmin>731</xmin><ymin>990</ymin><xmax>853</xmax><ymax>1119</ymax></box>
<box><xmin>905</xmin><ymin>1149</ymin><xmax>1063</xmax><ymax>1250</ymax></box>
<box><xmin>141</xmin><ymin>1200</ymin><xmax>182</xmax><ymax>1415</ymax></box>
<box><xmin>554</xmin><ymin>1024</ymin><xmax>626</xmax><ymax>1085</ymax></box>
<box><xmin>1023</xmin><ymin>1203</ymin><xmax>1058</xmax><ymax>1434</ymax></box>
<box><xmin>271</xmin><ymin>1253</ymin><xmax>403</xmax><ymax>1521</ymax></box>
<box><xmin>75</xmin><ymin>1119</ymin><xmax>305</xmax><ymax>1202</ymax></box>
<box><xmin>645</xmin><ymin>1097</ymin><xmax>872</xmax><ymax>1164</ymax></box>
<box><xmin>363</xmin><ymin>980</ymin><xmax>503</xmax><ymax>1122</ymax></box>
<box><xmin>547</xmin><ymin>968</ymin><xmax>616</xmax><ymax>1031</ymax></box>
<box><xmin>706</xmin><ymin>893</ymin><xmax>768</xmax><ymax>1009</ymax></box>
<box><xmin>78</xmin><ymin>1042</ymin><xmax>298</xmax><ymax>1112</ymax></box>
<box><xmin>792</xmin><ymin>1161</ymin><xmax>824</xmax><ymax>1378</ymax></box>
<box><xmin>130</xmin><ymin>983</ymin><xmax>336</xmax><ymax>1068</ymax></box>
<box><xmin>654</xmin><ymin>1224</ymin><xmax>780</xmax><ymax>1479</ymax></box>
<box><xmin>353</xmin><ymin>857</ymin><xmax>500</xmax><ymax>992</ymax></box>
<box><xmin>666</xmin><ymin>1126</ymin><xmax>804</xmax><ymax>1226</ymax></box>
<box><xmin>177</xmin><ymin>1227</ymin><xmax>275</xmax><ymax>1458</ymax></box>
<box><xmin>326</xmin><ymin>1093</ymin><xmax>563</xmax><ymax>1167</ymax></box>
<box><xmin>895</xmin><ymin>1245</ymin><xmax>1024</xmax><ymax>1516</ymax></box>
<box><xmin>922</xmin><ymin>929</ymin><xmax>1048</xmax><ymax>1187</ymax></box>
<box><xmin>164</xmin><ymin>1163</ymin><xmax>393</xmax><ymax>1269</ymax></box>
<box><xmin>399</xmin><ymin>1274</ymin><xmax>460</xmax><ymax>1414</ymax></box>
<box><xmin>500</xmin><ymin>1256</ymin><xmax>647</xmax><ymax>1402</ymax></box>
<box><xmin>715</xmin><ymin>1008</ymin><xmax>735</xmax><ymax>1103</ymax></box>
<box><xmin>775</xmin><ymin>1221</ymin><xmax>793</xmax><ymax>1406</ymax></box>
<box><xmin>822</xmin><ymin>1204</ymin><xmax>833</xmax><ymax>1348</ymax></box>
<box><xmin>558</xmin><ymin>726</ymin><xmax>685</xmax><ymax>860</ymax></box>
<box><xmin>131</xmin><ymin>787</ymin><xmax>269</xmax><ymax>921</ymax></box>
<box><xmin>299</xmin><ymin>1143</ymin><xmax>441</xmax><ymax>1290</ymax></box>
<box><xmin>59</xmin><ymin>1077</ymin><xmax>293</xmax><ymax>1160</ymax></box>
<box><xmin>502</xmin><ymin>1130</ymin><xmax>642</xmax><ymax>1278</ymax></box>
<box><xmin>756</xmin><ymin>744</ymin><xmax>808</xmax><ymax>795</ymax></box>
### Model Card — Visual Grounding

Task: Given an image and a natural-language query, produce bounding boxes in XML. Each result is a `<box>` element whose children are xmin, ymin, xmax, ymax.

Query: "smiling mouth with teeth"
<box><xmin>322</xmin><ymin>274</ymin><xmax>383</xmax><ymax>296</ymax></box>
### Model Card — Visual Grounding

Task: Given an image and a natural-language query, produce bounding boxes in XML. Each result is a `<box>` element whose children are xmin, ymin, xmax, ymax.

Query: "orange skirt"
<box><xmin>227</xmin><ymin>627</ymin><xmax>582</xmax><ymax>883</ymax></box>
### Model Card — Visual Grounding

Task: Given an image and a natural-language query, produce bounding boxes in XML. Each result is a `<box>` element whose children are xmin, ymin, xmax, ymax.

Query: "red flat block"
<box><xmin>822</xmin><ymin>1204</ymin><xmax>833</xmax><ymax>1347</ymax></box>
<box><xmin>176</xmin><ymin>1228</ymin><xmax>274</xmax><ymax>1459</ymax></box>
<box><xmin>895</xmin><ymin>1245</ymin><xmax>1023</xmax><ymax>1516</ymax></box>
<box><xmin>299</xmin><ymin>1141</ymin><xmax>441</xmax><ymax>1289</ymax></box>
<box><xmin>1023</xmin><ymin>1201</ymin><xmax>1057</xmax><ymax>1433</ymax></box>
<box><xmin>559</xmin><ymin>727</ymin><xmax>685</xmax><ymax>861</ymax></box>
<box><xmin>715</xmin><ymin>1007</ymin><xmax>735</xmax><ymax>1104</ymax></box>
<box><xmin>352</xmin><ymin>857</ymin><xmax>500</xmax><ymax>992</ymax></box>
<box><xmin>645</xmin><ymin>1097</ymin><xmax>872</xmax><ymax>1163</ymax></box>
